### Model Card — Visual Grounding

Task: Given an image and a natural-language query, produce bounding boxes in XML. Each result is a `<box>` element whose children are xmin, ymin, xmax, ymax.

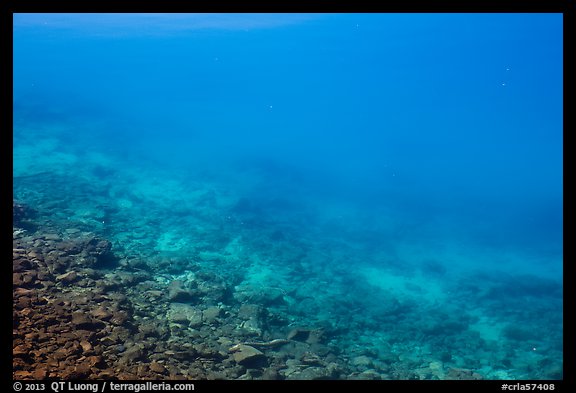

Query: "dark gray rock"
<box><xmin>71</xmin><ymin>312</ymin><xmax>104</xmax><ymax>331</ymax></box>
<box><xmin>168</xmin><ymin>280</ymin><xmax>198</xmax><ymax>303</ymax></box>
<box><xmin>231</xmin><ymin>344</ymin><xmax>267</xmax><ymax>368</ymax></box>
<box><xmin>118</xmin><ymin>345</ymin><xmax>144</xmax><ymax>365</ymax></box>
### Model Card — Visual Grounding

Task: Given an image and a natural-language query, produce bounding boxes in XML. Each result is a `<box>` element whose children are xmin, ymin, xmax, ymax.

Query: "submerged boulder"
<box><xmin>230</xmin><ymin>344</ymin><xmax>267</xmax><ymax>368</ymax></box>
<box><xmin>167</xmin><ymin>280</ymin><xmax>199</xmax><ymax>303</ymax></box>
<box><xmin>167</xmin><ymin>303</ymin><xmax>203</xmax><ymax>327</ymax></box>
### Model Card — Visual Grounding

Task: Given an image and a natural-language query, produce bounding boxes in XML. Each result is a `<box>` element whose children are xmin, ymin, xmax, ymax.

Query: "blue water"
<box><xmin>13</xmin><ymin>13</ymin><xmax>563</xmax><ymax>380</ymax></box>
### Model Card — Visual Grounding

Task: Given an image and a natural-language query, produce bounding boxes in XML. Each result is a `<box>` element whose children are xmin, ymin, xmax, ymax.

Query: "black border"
<box><xmin>5</xmin><ymin>0</ymin><xmax>573</xmax><ymax>391</ymax></box>
<box><xmin>4</xmin><ymin>0</ymin><xmax>571</xmax><ymax>13</ymax></box>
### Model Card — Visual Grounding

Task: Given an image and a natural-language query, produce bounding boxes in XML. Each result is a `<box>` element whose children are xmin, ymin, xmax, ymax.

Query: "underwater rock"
<box><xmin>71</xmin><ymin>312</ymin><xmax>104</xmax><ymax>331</ymax></box>
<box><xmin>91</xmin><ymin>306</ymin><xmax>113</xmax><ymax>321</ymax></box>
<box><xmin>109</xmin><ymin>310</ymin><xmax>130</xmax><ymax>326</ymax></box>
<box><xmin>230</xmin><ymin>344</ymin><xmax>267</xmax><ymax>368</ymax></box>
<box><xmin>193</xmin><ymin>343</ymin><xmax>224</xmax><ymax>360</ymax></box>
<box><xmin>56</xmin><ymin>241</ymin><xmax>83</xmax><ymax>256</ymax></box>
<box><xmin>446</xmin><ymin>368</ymin><xmax>483</xmax><ymax>380</ymax></box>
<box><xmin>90</xmin><ymin>239</ymin><xmax>114</xmax><ymax>266</ymax></box>
<box><xmin>167</xmin><ymin>303</ymin><xmax>203</xmax><ymax>327</ymax></box>
<box><xmin>167</xmin><ymin>280</ymin><xmax>198</xmax><ymax>303</ymax></box>
<box><xmin>31</xmin><ymin>368</ymin><xmax>48</xmax><ymax>380</ymax></box>
<box><xmin>79</xmin><ymin>340</ymin><xmax>93</xmax><ymax>353</ymax></box>
<box><xmin>236</xmin><ymin>304</ymin><xmax>265</xmax><ymax>335</ymax></box>
<box><xmin>56</xmin><ymin>271</ymin><xmax>78</xmax><ymax>285</ymax></box>
<box><xmin>13</xmin><ymin>273</ymin><xmax>24</xmax><ymax>288</ymax></box>
<box><xmin>351</xmin><ymin>355</ymin><xmax>373</xmax><ymax>368</ymax></box>
<box><xmin>13</xmin><ymin>258</ymin><xmax>33</xmax><ymax>273</ymax></box>
<box><xmin>285</xmin><ymin>364</ymin><xmax>339</xmax><ymax>380</ymax></box>
<box><xmin>234</xmin><ymin>285</ymin><xmax>286</xmax><ymax>306</ymax></box>
<box><xmin>13</xmin><ymin>344</ymin><xmax>30</xmax><ymax>358</ymax></box>
<box><xmin>238</xmin><ymin>318</ymin><xmax>263</xmax><ymax>336</ymax></box>
<box><xmin>13</xmin><ymin>371</ymin><xmax>34</xmax><ymax>380</ymax></box>
<box><xmin>202</xmin><ymin>306</ymin><xmax>222</xmax><ymax>324</ymax></box>
<box><xmin>21</xmin><ymin>271</ymin><xmax>38</xmax><ymax>287</ymax></box>
<box><xmin>149</xmin><ymin>361</ymin><xmax>167</xmax><ymax>375</ymax></box>
<box><xmin>43</xmin><ymin>233</ymin><xmax>61</xmax><ymax>241</ymax></box>
<box><xmin>261</xmin><ymin>368</ymin><xmax>282</xmax><ymax>380</ymax></box>
<box><xmin>350</xmin><ymin>370</ymin><xmax>383</xmax><ymax>380</ymax></box>
<box><xmin>238</xmin><ymin>304</ymin><xmax>263</xmax><ymax>319</ymax></box>
<box><xmin>72</xmin><ymin>363</ymin><xmax>93</xmax><ymax>379</ymax></box>
<box><xmin>300</xmin><ymin>352</ymin><xmax>324</xmax><ymax>366</ymax></box>
<box><xmin>118</xmin><ymin>345</ymin><xmax>144</xmax><ymax>365</ymax></box>
<box><xmin>287</xmin><ymin>328</ymin><xmax>312</xmax><ymax>342</ymax></box>
<box><xmin>138</xmin><ymin>321</ymin><xmax>164</xmax><ymax>338</ymax></box>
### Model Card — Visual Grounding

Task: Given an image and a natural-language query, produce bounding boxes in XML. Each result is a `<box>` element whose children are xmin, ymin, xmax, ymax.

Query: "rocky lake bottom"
<box><xmin>11</xmin><ymin>129</ymin><xmax>563</xmax><ymax>380</ymax></box>
<box><xmin>12</xmin><ymin>179</ymin><xmax>563</xmax><ymax>380</ymax></box>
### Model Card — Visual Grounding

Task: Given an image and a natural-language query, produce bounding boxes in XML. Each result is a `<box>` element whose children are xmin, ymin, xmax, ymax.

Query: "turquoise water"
<box><xmin>13</xmin><ymin>13</ymin><xmax>563</xmax><ymax>379</ymax></box>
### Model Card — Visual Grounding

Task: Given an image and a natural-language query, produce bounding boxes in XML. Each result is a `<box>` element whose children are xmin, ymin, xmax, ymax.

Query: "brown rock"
<box><xmin>46</xmin><ymin>357</ymin><xmax>60</xmax><ymax>368</ymax></box>
<box><xmin>72</xmin><ymin>312</ymin><xmax>92</xmax><ymax>326</ymax></box>
<box><xmin>20</xmin><ymin>307</ymin><xmax>35</xmax><ymax>318</ymax></box>
<box><xmin>86</xmin><ymin>355</ymin><xmax>106</xmax><ymax>368</ymax></box>
<box><xmin>27</xmin><ymin>251</ymin><xmax>40</xmax><ymax>259</ymax></box>
<box><xmin>15</xmin><ymin>296</ymin><xmax>31</xmax><ymax>310</ymax></box>
<box><xmin>54</xmin><ymin>303</ymin><xmax>71</xmax><ymax>317</ymax></box>
<box><xmin>14</xmin><ymin>287</ymin><xmax>34</xmax><ymax>297</ymax></box>
<box><xmin>56</xmin><ymin>271</ymin><xmax>78</xmax><ymax>285</ymax></box>
<box><xmin>72</xmin><ymin>363</ymin><xmax>92</xmax><ymax>378</ymax></box>
<box><xmin>37</xmin><ymin>271</ymin><xmax>53</xmax><ymax>282</ymax></box>
<box><xmin>119</xmin><ymin>345</ymin><xmax>144</xmax><ymax>365</ymax></box>
<box><xmin>37</xmin><ymin>332</ymin><xmax>51</xmax><ymax>343</ymax></box>
<box><xmin>13</xmin><ymin>357</ymin><xmax>27</xmax><ymax>370</ymax></box>
<box><xmin>13</xmin><ymin>258</ymin><xmax>33</xmax><ymax>272</ymax></box>
<box><xmin>116</xmin><ymin>371</ymin><xmax>139</xmax><ymax>379</ymax></box>
<box><xmin>91</xmin><ymin>306</ymin><xmax>113</xmax><ymax>321</ymax></box>
<box><xmin>110</xmin><ymin>311</ymin><xmax>129</xmax><ymax>326</ymax></box>
<box><xmin>71</xmin><ymin>312</ymin><xmax>104</xmax><ymax>330</ymax></box>
<box><xmin>136</xmin><ymin>364</ymin><xmax>149</xmax><ymax>377</ymax></box>
<box><xmin>53</xmin><ymin>347</ymin><xmax>72</xmax><ymax>361</ymax></box>
<box><xmin>31</xmin><ymin>368</ymin><xmax>48</xmax><ymax>380</ymax></box>
<box><xmin>80</xmin><ymin>340</ymin><xmax>92</xmax><ymax>352</ymax></box>
<box><xmin>149</xmin><ymin>362</ymin><xmax>167</xmax><ymax>374</ymax></box>
<box><xmin>22</xmin><ymin>271</ymin><xmax>37</xmax><ymax>285</ymax></box>
<box><xmin>13</xmin><ymin>273</ymin><xmax>24</xmax><ymax>286</ymax></box>
<box><xmin>24</xmin><ymin>332</ymin><xmax>40</xmax><ymax>341</ymax></box>
<box><xmin>111</xmin><ymin>326</ymin><xmax>132</xmax><ymax>342</ymax></box>
<box><xmin>13</xmin><ymin>344</ymin><xmax>30</xmax><ymax>357</ymax></box>
<box><xmin>13</xmin><ymin>371</ymin><xmax>34</xmax><ymax>379</ymax></box>
<box><xmin>96</xmin><ymin>369</ymin><xmax>117</xmax><ymax>379</ymax></box>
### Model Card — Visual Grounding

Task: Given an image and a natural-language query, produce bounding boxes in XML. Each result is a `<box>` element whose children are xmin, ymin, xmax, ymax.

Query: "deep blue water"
<box><xmin>13</xmin><ymin>13</ymin><xmax>563</xmax><ymax>380</ymax></box>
